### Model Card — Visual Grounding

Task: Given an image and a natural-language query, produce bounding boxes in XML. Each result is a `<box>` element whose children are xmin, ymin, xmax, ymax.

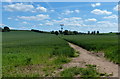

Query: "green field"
<box><xmin>2</xmin><ymin>31</ymin><xmax>119</xmax><ymax>77</ymax></box>
<box><xmin>62</xmin><ymin>35</ymin><xmax>119</xmax><ymax>64</ymax></box>
<box><xmin>2</xmin><ymin>31</ymin><xmax>75</xmax><ymax>77</ymax></box>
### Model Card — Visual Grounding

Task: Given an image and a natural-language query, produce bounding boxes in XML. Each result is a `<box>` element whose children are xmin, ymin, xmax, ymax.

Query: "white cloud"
<box><xmin>4</xmin><ymin>0</ymin><xmax>12</xmax><ymax>2</ymax></box>
<box><xmin>0</xmin><ymin>24</ymin><xmax>15</xmax><ymax>29</ymax></box>
<box><xmin>66</xmin><ymin>23</ymin><xmax>81</xmax><ymax>26</ymax></box>
<box><xmin>113</xmin><ymin>5</ymin><xmax>118</xmax><ymax>11</ymax></box>
<box><xmin>62</xmin><ymin>10</ymin><xmax>74</xmax><ymax>15</ymax></box>
<box><xmin>49</xmin><ymin>17</ymin><xmax>83</xmax><ymax>27</ymax></box>
<box><xmin>85</xmin><ymin>18</ymin><xmax>97</xmax><ymax>22</ymax></box>
<box><xmin>58</xmin><ymin>17</ymin><xmax>82</xmax><ymax>23</ymax></box>
<box><xmin>32</xmin><ymin>25</ymin><xmax>37</xmax><ymax>27</ymax></box>
<box><xmin>9</xmin><ymin>27</ymin><xmax>17</xmax><ymax>29</ymax></box>
<box><xmin>15</xmin><ymin>19</ymin><xmax>19</xmax><ymax>21</ymax></box>
<box><xmin>18</xmin><ymin>14</ymin><xmax>50</xmax><ymax>21</ymax></box>
<box><xmin>45</xmin><ymin>23</ymin><xmax>53</xmax><ymax>26</ymax></box>
<box><xmin>36</xmin><ymin>6</ymin><xmax>47</xmax><ymax>12</ymax></box>
<box><xmin>39</xmin><ymin>24</ymin><xmax>43</xmax><ymax>26</ymax></box>
<box><xmin>50</xmin><ymin>10</ymin><xmax>55</xmax><ymax>12</ymax></box>
<box><xmin>62</xmin><ymin>9</ymin><xmax>80</xmax><ymax>15</ymax></box>
<box><xmin>97</xmin><ymin>21</ymin><xmax>118</xmax><ymax>27</ymax></box>
<box><xmin>69</xmin><ymin>17</ymin><xmax>82</xmax><ymax>20</ymax></box>
<box><xmin>91</xmin><ymin>9</ymin><xmax>112</xmax><ymax>15</ymax></box>
<box><xmin>4</xmin><ymin>3</ymin><xmax>34</xmax><ymax>12</ymax></box>
<box><xmin>75</xmin><ymin>10</ymin><xmax>80</xmax><ymax>13</ymax></box>
<box><xmin>113</xmin><ymin>5</ymin><xmax>120</xmax><ymax>11</ymax></box>
<box><xmin>4</xmin><ymin>3</ymin><xmax>50</xmax><ymax>13</ymax></box>
<box><xmin>58</xmin><ymin>17</ymin><xmax>62</xmax><ymax>19</ymax></box>
<box><xmin>84</xmin><ymin>21</ymin><xmax>118</xmax><ymax>32</ymax></box>
<box><xmin>0</xmin><ymin>24</ymin><xmax>6</xmax><ymax>26</ymax></box>
<box><xmin>31</xmin><ymin>11</ymin><xmax>36</xmax><ymax>13</ymax></box>
<box><xmin>103</xmin><ymin>15</ymin><xmax>118</xmax><ymax>19</ymax></box>
<box><xmin>22</xmin><ymin>21</ymin><xmax>28</xmax><ymax>24</ymax></box>
<box><xmin>97</xmin><ymin>21</ymin><xmax>108</xmax><ymax>24</ymax></box>
<box><xmin>8</xmin><ymin>17</ymin><xmax>12</xmax><ymax>20</ymax></box>
<box><xmin>91</xmin><ymin>3</ymin><xmax>101</xmax><ymax>7</ymax></box>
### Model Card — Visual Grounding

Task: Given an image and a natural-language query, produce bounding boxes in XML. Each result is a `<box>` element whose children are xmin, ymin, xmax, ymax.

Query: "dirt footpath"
<box><xmin>66</xmin><ymin>42</ymin><xmax>118</xmax><ymax>77</ymax></box>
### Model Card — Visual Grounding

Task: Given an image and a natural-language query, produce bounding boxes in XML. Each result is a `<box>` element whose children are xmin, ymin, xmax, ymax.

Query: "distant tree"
<box><xmin>59</xmin><ymin>30</ymin><xmax>62</xmax><ymax>34</ymax></box>
<box><xmin>3</xmin><ymin>26</ymin><xmax>10</xmax><ymax>32</ymax></box>
<box><xmin>91</xmin><ymin>31</ymin><xmax>94</xmax><ymax>34</ymax></box>
<box><xmin>116</xmin><ymin>32</ymin><xmax>120</xmax><ymax>35</ymax></box>
<box><xmin>93</xmin><ymin>31</ymin><xmax>96</xmax><ymax>35</ymax></box>
<box><xmin>68</xmin><ymin>31</ymin><xmax>73</xmax><ymax>35</ymax></box>
<box><xmin>51</xmin><ymin>31</ymin><xmax>55</xmax><ymax>34</ymax></box>
<box><xmin>79</xmin><ymin>32</ymin><xmax>83</xmax><ymax>35</ymax></box>
<box><xmin>31</xmin><ymin>29</ymin><xmax>43</xmax><ymax>33</ymax></box>
<box><xmin>73</xmin><ymin>31</ymin><xmax>78</xmax><ymax>35</ymax></box>
<box><xmin>63</xmin><ymin>30</ymin><xmax>69</xmax><ymax>35</ymax></box>
<box><xmin>97</xmin><ymin>31</ymin><xmax>99</xmax><ymax>34</ymax></box>
<box><xmin>88</xmin><ymin>31</ymin><xmax>90</xmax><ymax>34</ymax></box>
<box><xmin>55</xmin><ymin>31</ymin><xmax>59</xmax><ymax>35</ymax></box>
<box><xmin>31</xmin><ymin>29</ymin><xmax>35</xmax><ymax>31</ymax></box>
<box><xmin>31</xmin><ymin>29</ymin><xmax>39</xmax><ymax>32</ymax></box>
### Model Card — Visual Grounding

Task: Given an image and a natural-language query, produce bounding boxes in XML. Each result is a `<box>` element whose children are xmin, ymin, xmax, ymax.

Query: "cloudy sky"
<box><xmin>1</xmin><ymin>2</ymin><xmax>118</xmax><ymax>33</ymax></box>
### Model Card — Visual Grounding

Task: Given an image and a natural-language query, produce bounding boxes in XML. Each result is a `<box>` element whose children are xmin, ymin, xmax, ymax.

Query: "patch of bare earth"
<box><xmin>69</xmin><ymin>42</ymin><xmax>118</xmax><ymax>77</ymax></box>
<box><xmin>53</xmin><ymin>42</ymin><xmax>118</xmax><ymax>77</ymax></box>
<box><xmin>12</xmin><ymin>64</ymin><xmax>45</xmax><ymax>76</ymax></box>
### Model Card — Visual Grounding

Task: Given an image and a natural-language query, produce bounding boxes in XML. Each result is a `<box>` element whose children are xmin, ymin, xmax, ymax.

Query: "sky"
<box><xmin>1</xmin><ymin>2</ymin><xmax>119</xmax><ymax>33</ymax></box>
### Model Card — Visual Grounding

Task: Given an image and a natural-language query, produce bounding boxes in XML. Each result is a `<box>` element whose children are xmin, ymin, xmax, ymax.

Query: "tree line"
<box><xmin>1</xmin><ymin>26</ymin><xmax>120</xmax><ymax>35</ymax></box>
<box><xmin>51</xmin><ymin>30</ymin><xmax>100</xmax><ymax>35</ymax></box>
<box><xmin>1</xmin><ymin>26</ymin><xmax>10</xmax><ymax>32</ymax></box>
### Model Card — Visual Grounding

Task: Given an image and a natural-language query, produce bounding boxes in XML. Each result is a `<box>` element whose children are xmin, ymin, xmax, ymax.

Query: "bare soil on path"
<box><xmin>65</xmin><ymin>42</ymin><xmax>118</xmax><ymax>77</ymax></box>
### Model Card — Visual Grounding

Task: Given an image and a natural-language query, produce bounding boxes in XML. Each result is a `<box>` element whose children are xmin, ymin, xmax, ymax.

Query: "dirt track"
<box><xmin>65</xmin><ymin>42</ymin><xmax>118</xmax><ymax>77</ymax></box>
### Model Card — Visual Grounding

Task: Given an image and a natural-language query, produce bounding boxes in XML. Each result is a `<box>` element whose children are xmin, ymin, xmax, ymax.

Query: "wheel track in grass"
<box><xmin>53</xmin><ymin>42</ymin><xmax>118</xmax><ymax>77</ymax></box>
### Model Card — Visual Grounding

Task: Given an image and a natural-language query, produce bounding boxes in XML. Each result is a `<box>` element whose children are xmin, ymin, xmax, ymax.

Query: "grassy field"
<box><xmin>62</xmin><ymin>35</ymin><xmax>119</xmax><ymax>64</ymax></box>
<box><xmin>2</xmin><ymin>31</ymin><xmax>75</xmax><ymax>77</ymax></box>
<box><xmin>2</xmin><ymin>31</ymin><xmax>119</xmax><ymax>77</ymax></box>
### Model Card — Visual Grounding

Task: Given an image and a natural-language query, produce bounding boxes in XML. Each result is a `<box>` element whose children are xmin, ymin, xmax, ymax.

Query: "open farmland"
<box><xmin>2</xmin><ymin>31</ymin><xmax>75</xmax><ymax>77</ymax></box>
<box><xmin>62</xmin><ymin>35</ymin><xmax>119</xmax><ymax>64</ymax></box>
<box><xmin>3</xmin><ymin>31</ymin><xmax>118</xmax><ymax>77</ymax></box>
<box><xmin>1</xmin><ymin>2</ymin><xmax>119</xmax><ymax>78</ymax></box>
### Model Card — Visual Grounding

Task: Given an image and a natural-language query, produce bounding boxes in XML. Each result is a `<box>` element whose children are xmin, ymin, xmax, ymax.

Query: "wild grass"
<box><xmin>62</xmin><ymin>35</ymin><xmax>119</xmax><ymax>64</ymax></box>
<box><xmin>60</xmin><ymin>64</ymin><xmax>109</xmax><ymax>78</ymax></box>
<box><xmin>2</xmin><ymin>31</ymin><xmax>75</xmax><ymax>77</ymax></box>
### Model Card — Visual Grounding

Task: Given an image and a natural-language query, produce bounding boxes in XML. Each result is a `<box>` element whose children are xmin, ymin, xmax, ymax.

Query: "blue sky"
<box><xmin>1</xmin><ymin>2</ymin><xmax>118</xmax><ymax>33</ymax></box>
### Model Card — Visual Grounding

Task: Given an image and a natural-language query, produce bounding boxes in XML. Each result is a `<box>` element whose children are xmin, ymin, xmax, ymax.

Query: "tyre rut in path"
<box><xmin>66</xmin><ymin>42</ymin><xmax>118</xmax><ymax>77</ymax></box>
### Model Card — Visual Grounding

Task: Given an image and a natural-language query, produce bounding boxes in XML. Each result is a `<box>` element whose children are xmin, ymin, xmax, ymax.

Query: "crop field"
<box><xmin>62</xmin><ymin>35</ymin><xmax>119</xmax><ymax>64</ymax></box>
<box><xmin>2</xmin><ymin>31</ymin><xmax>75</xmax><ymax>77</ymax></box>
<box><xmin>2</xmin><ymin>31</ymin><xmax>119</xmax><ymax>77</ymax></box>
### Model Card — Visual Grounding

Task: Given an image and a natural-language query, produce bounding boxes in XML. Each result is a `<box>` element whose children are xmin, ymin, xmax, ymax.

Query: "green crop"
<box><xmin>2</xmin><ymin>31</ymin><xmax>75</xmax><ymax>77</ymax></box>
<box><xmin>62</xmin><ymin>35</ymin><xmax>119</xmax><ymax>64</ymax></box>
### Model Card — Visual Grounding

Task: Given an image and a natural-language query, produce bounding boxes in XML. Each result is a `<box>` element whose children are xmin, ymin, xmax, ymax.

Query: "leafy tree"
<box><xmin>59</xmin><ymin>30</ymin><xmax>62</xmax><ymax>34</ymax></box>
<box><xmin>68</xmin><ymin>31</ymin><xmax>73</xmax><ymax>35</ymax></box>
<box><xmin>97</xmin><ymin>31</ymin><xmax>99</xmax><ymax>34</ymax></box>
<box><xmin>51</xmin><ymin>31</ymin><xmax>55</xmax><ymax>34</ymax></box>
<box><xmin>3</xmin><ymin>26</ymin><xmax>10</xmax><ymax>32</ymax></box>
<box><xmin>91</xmin><ymin>31</ymin><xmax>94</xmax><ymax>34</ymax></box>
<box><xmin>31</xmin><ymin>29</ymin><xmax>43</xmax><ymax>33</ymax></box>
<box><xmin>88</xmin><ymin>31</ymin><xmax>90</xmax><ymax>34</ymax></box>
<box><xmin>63</xmin><ymin>30</ymin><xmax>69</xmax><ymax>35</ymax></box>
<box><xmin>73</xmin><ymin>31</ymin><xmax>78</xmax><ymax>35</ymax></box>
<box><xmin>93</xmin><ymin>31</ymin><xmax>96</xmax><ymax>35</ymax></box>
<box><xmin>55</xmin><ymin>31</ymin><xmax>59</xmax><ymax>35</ymax></box>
